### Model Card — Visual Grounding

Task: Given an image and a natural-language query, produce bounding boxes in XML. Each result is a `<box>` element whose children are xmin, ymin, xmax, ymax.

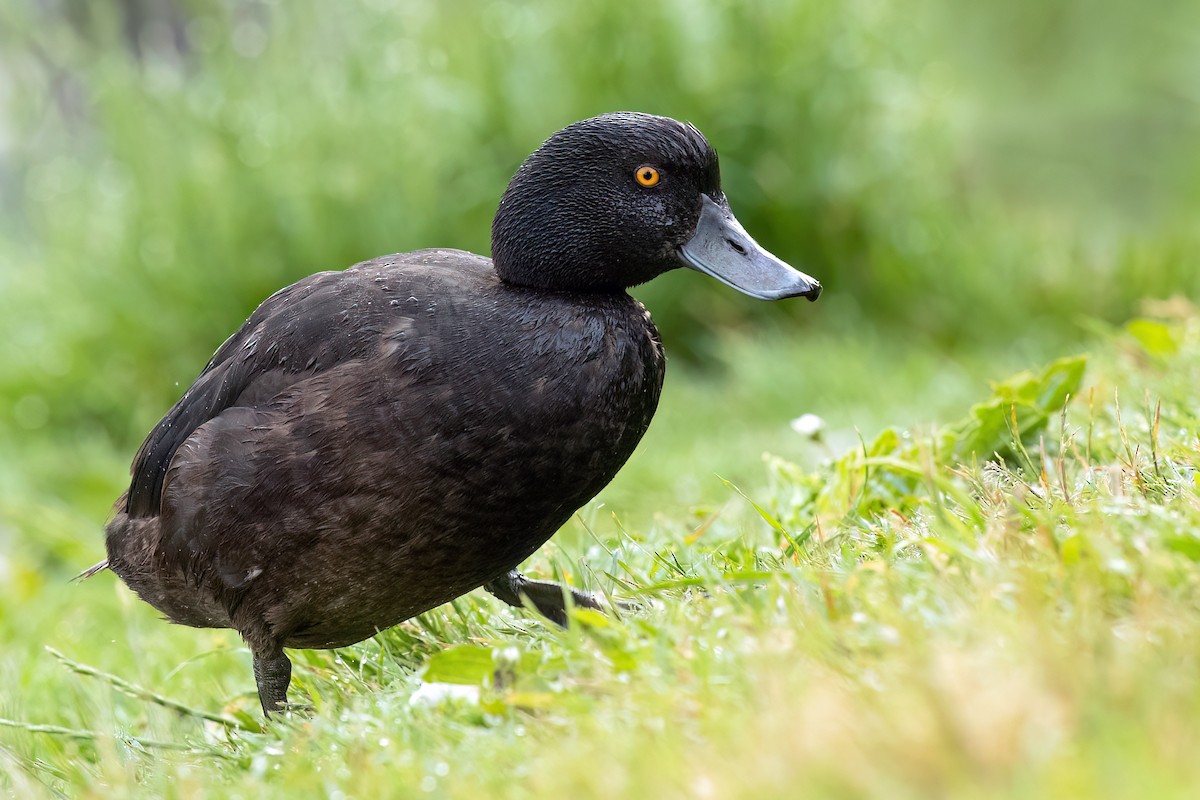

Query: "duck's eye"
<box><xmin>635</xmin><ymin>166</ymin><xmax>660</xmax><ymax>187</ymax></box>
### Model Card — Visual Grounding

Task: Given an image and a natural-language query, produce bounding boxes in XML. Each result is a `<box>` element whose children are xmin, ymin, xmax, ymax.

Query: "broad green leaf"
<box><xmin>1165</xmin><ymin>536</ymin><xmax>1200</xmax><ymax>561</ymax></box>
<box><xmin>422</xmin><ymin>645</ymin><xmax>494</xmax><ymax>685</ymax></box>
<box><xmin>1060</xmin><ymin>533</ymin><xmax>1086</xmax><ymax>566</ymax></box>
<box><xmin>946</xmin><ymin>355</ymin><xmax>1087</xmax><ymax>462</ymax></box>
<box><xmin>1126</xmin><ymin>318</ymin><xmax>1179</xmax><ymax>357</ymax></box>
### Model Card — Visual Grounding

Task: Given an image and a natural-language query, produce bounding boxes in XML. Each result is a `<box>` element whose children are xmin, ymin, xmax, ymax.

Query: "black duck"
<box><xmin>96</xmin><ymin>112</ymin><xmax>821</xmax><ymax>714</ymax></box>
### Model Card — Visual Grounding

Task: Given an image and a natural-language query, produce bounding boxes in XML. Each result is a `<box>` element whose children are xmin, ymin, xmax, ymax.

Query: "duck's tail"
<box><xmin>73</xmin><ymin>559</ymin><xmax>109</xmax><ymax>582</ymax></box>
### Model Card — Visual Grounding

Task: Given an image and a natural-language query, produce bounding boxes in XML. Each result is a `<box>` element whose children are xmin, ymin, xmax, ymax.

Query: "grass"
<box><xmin>2</xmin><ymin>309</ymin><xmax>1199</xmax><ymax>798</ymax></box>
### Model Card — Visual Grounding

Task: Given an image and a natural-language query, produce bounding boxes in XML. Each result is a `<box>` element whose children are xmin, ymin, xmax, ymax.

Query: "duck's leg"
<box><xmin>484</xmin><ymin>569</ymin><xmax>605</xmax><ymax>626</ymax></box>
<box><xmin>252</xmin><ymin>650</ymin><xmax>292</xmax><ymax>717</ymax></box>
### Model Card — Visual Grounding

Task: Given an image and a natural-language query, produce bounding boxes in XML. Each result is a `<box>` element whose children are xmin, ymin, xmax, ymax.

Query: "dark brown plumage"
<box><xmin>97</xmin><ymin>112</ymin><xmax>821</xmax><ymax>715</ymax></box>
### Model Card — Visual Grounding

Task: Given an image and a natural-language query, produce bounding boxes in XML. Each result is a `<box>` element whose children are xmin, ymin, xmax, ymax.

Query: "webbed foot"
<box><xmin>484</xmin><ymin>569</ymin><xmax>607</xmax><ymax>626</ymax></box>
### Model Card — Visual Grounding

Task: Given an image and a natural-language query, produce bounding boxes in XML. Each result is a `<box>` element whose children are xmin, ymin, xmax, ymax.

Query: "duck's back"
<box><xmin>106</xmin><ymin>249</ymin><xmax>664</xmax><ymax>652</ymax></box>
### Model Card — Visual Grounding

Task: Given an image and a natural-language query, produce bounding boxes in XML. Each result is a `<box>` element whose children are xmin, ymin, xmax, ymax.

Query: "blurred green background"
<box><xmin>1</xmin><ymin>0</ymin><xmax>1198</xmax><ymax>595</ymax></box>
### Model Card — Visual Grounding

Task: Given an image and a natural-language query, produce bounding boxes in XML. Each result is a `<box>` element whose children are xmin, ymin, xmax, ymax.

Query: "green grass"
<box><xmin>3</xmin><ymin>312</ymin><xmax>1200</xmax><ymax>798</ymax></box>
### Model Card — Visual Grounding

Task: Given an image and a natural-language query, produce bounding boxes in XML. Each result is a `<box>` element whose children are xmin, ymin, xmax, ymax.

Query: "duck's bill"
<box><xmin>678</xmin><ymin>194</ymin><xmax>821</xmax><ymax>301</ymax></box>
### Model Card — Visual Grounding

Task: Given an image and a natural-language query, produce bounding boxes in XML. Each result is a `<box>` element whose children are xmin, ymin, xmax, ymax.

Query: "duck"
<box><xmin>93</xmin><ymin>112</ymin><xmax>821</xmax><ymax>715</ymax></box>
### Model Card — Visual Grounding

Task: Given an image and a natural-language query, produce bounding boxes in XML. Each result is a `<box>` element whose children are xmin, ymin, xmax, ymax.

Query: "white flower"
<box><xmin>789</xmin><ymin>413</ymin><xmax>826</xmax><ymax>438</ymax></box>
<box><xmin>408</xmin><ymin>682</ymin><xmax>481</xmax><ymax>707</ymax></box>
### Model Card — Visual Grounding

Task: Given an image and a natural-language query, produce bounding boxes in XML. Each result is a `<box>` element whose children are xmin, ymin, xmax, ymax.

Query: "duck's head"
<box><xmin>491</xmin><ymin>112</ymin><xmax>821</xmax><ymax>301</ymax></box>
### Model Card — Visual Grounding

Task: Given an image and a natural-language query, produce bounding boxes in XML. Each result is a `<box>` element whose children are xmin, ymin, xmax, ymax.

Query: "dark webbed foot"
<box><xmin>484</xmin><ymin>569</ymin><xmax>606</xmax><ymax>626</ymax></box>
<box><xmin>252</xmin><ymin>651</ymin><xmax>292</xmax><ymax>717</ymax></box>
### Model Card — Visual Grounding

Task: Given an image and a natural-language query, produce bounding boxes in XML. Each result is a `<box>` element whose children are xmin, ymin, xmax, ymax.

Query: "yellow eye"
<box><xmin>635</xmin><ymin>165</ymin><xmax>660</xmax><ymax>187</ymax></box>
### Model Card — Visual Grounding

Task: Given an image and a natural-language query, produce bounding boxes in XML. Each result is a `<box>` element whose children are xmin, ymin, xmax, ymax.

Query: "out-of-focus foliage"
<box><xmin>780</xmin><ymin>353</ymin><xmax>1089</xmax><ymax>520</ymax></box>
<box><xmin>945</xmin><ymin>354</ymin><xmax>1088</xmax><ymax>464</ymax></box>
<box><xmin>1</xmin><ymin>0</ymin><xmax>1199</xmax><ymax>443</ymax></box>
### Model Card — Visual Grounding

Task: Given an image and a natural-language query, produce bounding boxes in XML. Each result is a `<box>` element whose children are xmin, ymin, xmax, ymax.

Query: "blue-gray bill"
<box><xmin>678</xmin><ymin>194</ymin><xmax>821</xmax><ymax>301</ymax></box>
